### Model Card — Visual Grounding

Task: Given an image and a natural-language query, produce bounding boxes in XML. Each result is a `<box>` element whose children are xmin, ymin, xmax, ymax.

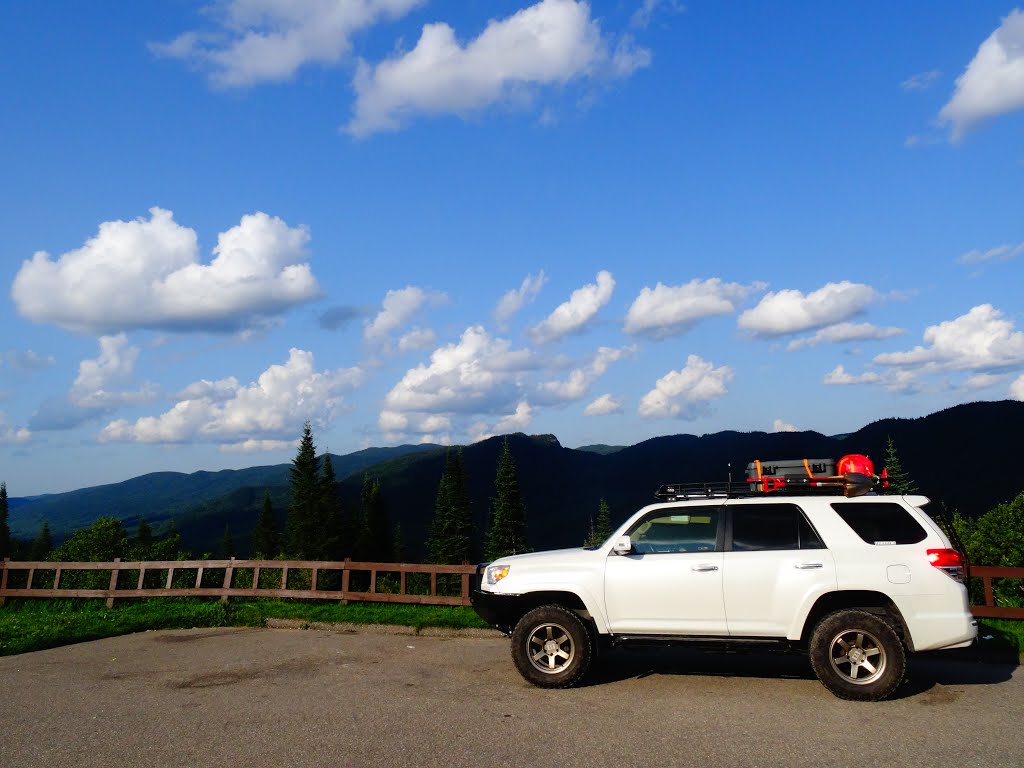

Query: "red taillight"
<box><xmin>927</xmin><ymin>548</ymin><xmax>965</xmax><ymax>581</ymax></box>
<box><xmin>927</xmin><ymin>549</ymin><xmax>963</xmax><ymax>568</ymax></box>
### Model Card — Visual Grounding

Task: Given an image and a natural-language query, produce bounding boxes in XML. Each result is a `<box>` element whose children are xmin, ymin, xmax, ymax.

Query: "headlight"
<box><xmin>485</xmin><ymin>565</ymin><xmax>510</xmax><ymax>585</ymax></box>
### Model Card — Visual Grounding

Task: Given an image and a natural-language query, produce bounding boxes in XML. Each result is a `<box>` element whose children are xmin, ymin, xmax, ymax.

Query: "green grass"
<box><xmin>0</xmin><ymin>598</ymin><xmax>489</xmax><ymax>656</ymax></box>
<box><xmin>978</xmin><ymin>618</ymin><xmax>1024</xmax><ymax>655</ymax></box>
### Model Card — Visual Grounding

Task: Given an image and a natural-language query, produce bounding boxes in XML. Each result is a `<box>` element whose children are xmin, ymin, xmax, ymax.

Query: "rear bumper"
<box><xmin>895</xmin><ymin>593</ymin><xmax>978</xmax><ymax>652</ymax></box>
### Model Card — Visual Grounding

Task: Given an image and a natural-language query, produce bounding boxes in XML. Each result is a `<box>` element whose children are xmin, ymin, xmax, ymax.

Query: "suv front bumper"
<box><xmin>470</xmin><ymin>589</ymin><xmax>529</xmax><ymax>635</ymax></box>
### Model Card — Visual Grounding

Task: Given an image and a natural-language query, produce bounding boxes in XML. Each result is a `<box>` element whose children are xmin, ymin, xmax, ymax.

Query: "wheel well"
<box><xmin>800</xmin><ymin>591</ymin><xmax>911</xmax><ymax>649</ymax></box>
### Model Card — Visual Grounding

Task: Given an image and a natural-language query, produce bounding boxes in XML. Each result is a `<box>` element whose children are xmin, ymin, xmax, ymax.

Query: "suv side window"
<box><xmin>830</xmin><ymin>501</ymin><xmax>927</xmax><ymax>545</ymax></box>
<box><xmin>628</xmin><ymin>506</ymin><xmax>721</xmax><ymax>554</ymax></box>
<box><xmin>729</xmin><ymin>503</ymin><xmax>825</xmax><ymax>551</ymax></box>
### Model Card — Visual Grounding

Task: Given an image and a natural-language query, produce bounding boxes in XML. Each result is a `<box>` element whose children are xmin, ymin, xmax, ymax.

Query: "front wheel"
<box><xmin>809</xmin><ymin>609</ymin><xmax>906</xmax><ymax>701</ymax></box>
<box><xmin>511</xmin><ymin>605</ymin><xmax>593</xmax><ymax>688</ymax></box>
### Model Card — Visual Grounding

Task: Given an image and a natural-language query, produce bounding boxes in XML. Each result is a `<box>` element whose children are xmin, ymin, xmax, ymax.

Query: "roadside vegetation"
<box><xmin>0</xmin><ymin>598</ymin><xmax>489</xmax><ymax>656</ymax></box>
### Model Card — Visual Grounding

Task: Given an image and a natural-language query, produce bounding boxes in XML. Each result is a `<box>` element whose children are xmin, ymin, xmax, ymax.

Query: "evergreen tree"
<box><xmin>252</xmin><ymin>490</ymin><xmax>278</xmax><ymax>558</ymax></box>
<box><xmin>285</xmin><ymin>421</ymin><xmax>320</xmax><ymax>558</ymax></box>
<box><xmin>135</xmin><ymin>517</ymin><xmax>155</xmax><ymax>551</ymax></box>
<box><xmin>353</xmin><ymin>474</ymin><xmax>376</xmax><ymax>561</ymax></box>
<box><xmin>366</xmin><ymin>478</ymin><xmax>392</xmax><ymax>562</ymax></box>
<box><xmin>0</xmin><ymin>481</ymin><xmax>10</xmax><ymax>560</ymax></box>
<box><xmin>391</xmin><ymin>522</ymin><xmax>406</xmax><ymax>563</ymax></box>
<box><xmin>30</xmin><ymin>521</ymin><xmax>52</xmax><ymax>561</ymax></box>
<box><xmin>427</xmin><ymin>448</ymin><xmax>473</xmax><ymax>564</ymax></box>
<box><xmin>218</xmin><ymin>525</ymin><xmax>234</xmax><ymax>559</ymax></box>
<box><xmin>882</xmin><ymin>436</ymin><xmax>918</xmax><ymax>495</ymax></box>
<box><xmin>485</xmin><ymin>438</ymin><xmax>528</xmax><ymax>560</ymax></box>
<box><xmin>319</xmin><ymin>452</ymin><xmax>343</xmax><ymax>560</ymax></box>
<box><xmin>584</xmin><ymin>498</ymin><xmax>613</xmax><ymax>547</ymax></box>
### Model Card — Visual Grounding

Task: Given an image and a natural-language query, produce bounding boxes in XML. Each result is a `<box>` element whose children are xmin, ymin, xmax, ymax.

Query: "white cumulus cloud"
<box><xmin>12</xmin><ymin>208</ymin><xmax>319</xmax><ymax>335</ymax></box>
<box><xmin>772</xmin><ymin>418</ymin><xmax>798</xmax><ymax>433</ymax></box>
<box><xmin>347</xmin><ymin>0</ymin><xmax>649</xmax><ymax>136</ymax></box>
<box><xmin>638</xmin><ymin>355</ymin><xmax>733</xmax><ymax>419</ymax></box>
<box><xmin>100</xmin><ymin>348</ymin><xmax>363</xmax><ymax>447</ymax></box>
<box><xmin>0</xmin><ymin>412</ymin><xmax>31</xmax><ymax>444</ymax></box>
<box><xmin>383</xmin><ymin>326</ymin><xmax>535</xmax><ymax>416</ymax></box>
<box><xmin>70</xmin><ymin>334</ymin><xmax>158</xmax><ymax>409</ymax></box>
<box><xmin>737</xmin><ymin>281</ymin><xmax>879</xmax><ymax>337</ymax></box>
<box><xmin>823</xmin><ymin>365</ymin><xmax>882</xmax><ymax>386</ymax></box>
<box><xmin>939</xmin><ymin>9</ymin><xmax>1024</xmax><ymax>141</ymax></box>
<box><xmin>536</xmin><ymin>346</ymin><xmax>628</xmax><ymax>404</ymax></box>
<box><xmin>873</xmin><ymin>304</ymin><xmax>1024</xmax><ymax>372</ymax></box>
<box><xmin>1011</xmin><ymin>374</ymin><xmax>1024</xmax><ymax>400</ymax></box>
<box><xmin>495</xmin><ymin>271</ymin><xmax>547</xmax><ymax>328</ymax></box>
<box><xmin>786</xmin><ymin>322</ymin><xmax>905</xmax><ymax>351</ymax></box>
<box><xmin>624</xmin><ymin>278</ymin><xmax>758</xmax><ymax>338</ymax></box>
<box><xmin>584</xmin><ymin>393</ymin><xmax>623</xmax><ymax>416</ymax></box>
<box><xmin>469</xmin><ymin>401</ymin><xmax>534</xmax><ymax>442</ymax></box>
<box><xmin>151</xmin><ymin>0</ymin><xmax>424</xmax><ymax>88</ymax></box>
<box><xmin>364</xmin><ymin>286</ymin><xmax>447</xmax><ymax>346</ymax></box>
<box><xmin>529</xmin><ymin>270</ymin><xmax>614</xmax><ymax>343</ymax></box>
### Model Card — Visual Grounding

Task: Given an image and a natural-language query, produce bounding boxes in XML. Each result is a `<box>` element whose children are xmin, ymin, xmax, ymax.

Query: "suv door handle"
<box><xmin>795</xmin><ymin>562</ymin><xmax>824</xmax><ymax>570</ymax></box>
<box><xmin>691</xmin><ymin>564</ymin><xmax>719</xmax><ymax>572</ymax></box>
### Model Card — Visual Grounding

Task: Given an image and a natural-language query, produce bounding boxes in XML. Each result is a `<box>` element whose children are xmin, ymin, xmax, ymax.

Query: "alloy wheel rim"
<box><xmin>828</xmin><ymin>629</ymin><xmax>887</xmax><ymax>685</ymax></box>
<box><xmin>526</xmin><ymin>622</ymin><xmax>575</xmax><ymax>674</ymax></box>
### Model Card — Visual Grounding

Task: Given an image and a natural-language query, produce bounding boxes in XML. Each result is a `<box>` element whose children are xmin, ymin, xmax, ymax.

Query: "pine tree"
<box><xmin>391</xmin><ymin>522</ymin><xmax>406</xmax><ymax>563</ymax></box>
<box><xmin>882</xmin><ymin>436</ymin><xmax>918</xmax><ymax>495</ymax></box>
<box><xmin>427</xmin><ymin>448</ymin><xmax>473</xmax><ymax>564</ymax></box>
<box><xmin>218</xmin><ymin>525</ymin><xmax>235</xmax><ymax>559</ymax></box>
<box><xmin>252</xmin><ymin>490</ymin><xmax>278</xmax><ymax>558</ymax></box>
<box><xmin>0</xmin><ymin>481</ymin><xmax>10</xmax><ymax>560</ymax></box>
<box><xmin>584</xmin><ymin>498</ymin><xmax>613</xmax><ymax>547</ymax></box>
<box><xmin>367</xmin><ymin>478</ymin><xmax>392</xmax><ymax>562</ymax></box>
<box><xmin>485</xmin><ymin>438</ymin><xmax>528</xmax><ymax>560</ymax></box>
<box><xmin>135</xmin><ymin>517</ymin><xmax>155</xmax><ymax>550</ymax></box>
<box><xmin>285</xmin><ymin>421</ymin><xmax>320</xmax><ymax>558</ymax></box>
<box><xmin>30</xmin><ymin>521</ymin><xmax>53</xmax><ymax>561</ymax></box>
<box><xmin>319</xmin><ymin>452</ymin><xmax>343</xmax><ymax>560</ymax></box>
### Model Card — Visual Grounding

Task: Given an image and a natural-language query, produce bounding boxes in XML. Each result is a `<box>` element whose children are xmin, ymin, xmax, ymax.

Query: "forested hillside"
<box><xmin>8</xmin><ymin>400</ymin><xmax>1024</xmax><ymax>560</ymax></box>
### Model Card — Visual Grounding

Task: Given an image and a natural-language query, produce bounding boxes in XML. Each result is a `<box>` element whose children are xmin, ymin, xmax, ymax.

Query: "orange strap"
<box><xmin>803</xmin><ymin>458</ymin><xmax>813</xmax><ymax>477</ymax></box>
<box><xmin>755</xmin><ymin>459</ymin><xmax>762</xmax><ymax>479</ymax></box>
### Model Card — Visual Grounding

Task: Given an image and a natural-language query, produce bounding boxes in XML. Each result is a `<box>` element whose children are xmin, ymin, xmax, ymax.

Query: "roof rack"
<box><xmin>654</xmin><ymin>473</ymin><xmax>884</xmax><ymax>502</ymax></box>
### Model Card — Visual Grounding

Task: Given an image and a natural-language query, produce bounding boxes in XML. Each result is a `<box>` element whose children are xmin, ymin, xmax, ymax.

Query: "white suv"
<box><xmin>472</xmin><ymin>491</ymin><xmax>977</xmax><ymax>701</ymax></box>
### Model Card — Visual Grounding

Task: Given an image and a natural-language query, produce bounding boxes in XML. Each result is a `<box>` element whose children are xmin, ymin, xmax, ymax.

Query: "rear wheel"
<box><xmin>511</xmin><ymin>605</ymin><xmax>592</xmax><ymax>688</ymax></box>
<box><xmin>809</xmin><ymin>609</ymin><xmax>905</xmax><ymax>701</ymax></box>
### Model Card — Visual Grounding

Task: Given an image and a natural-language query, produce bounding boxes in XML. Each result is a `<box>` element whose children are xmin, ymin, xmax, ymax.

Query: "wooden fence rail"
<box><xmin>969</xmin><ymin>565</ymin><xmax>1024</xmax><ymax>620</ymax></box>
<box><xmin>0</xmin><ymin>557</ymin><xmax>478</xmax><ymax>608</ymax></box>
<box><xmin>2</xmin><ymin>558</ymin><xmax>1022</xmax><ymax>619</ymax></box>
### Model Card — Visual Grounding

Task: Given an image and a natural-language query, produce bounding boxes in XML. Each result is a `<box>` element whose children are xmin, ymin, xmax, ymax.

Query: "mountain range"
<box><xmin>8</xmin><ymin>400</ymin><xmax>1023</xmax><ymax>560</ymax></box>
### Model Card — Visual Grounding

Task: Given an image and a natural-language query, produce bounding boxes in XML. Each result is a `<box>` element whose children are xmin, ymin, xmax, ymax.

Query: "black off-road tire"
<box><xmin>809</xmin><ymin>609</ymin><xmax>906</xmax><ymax>701</ymax></box>
<box><xmin>511</xmin><ymin>605</ymin><xmax>593</xmax><ymax>688</ymax></box>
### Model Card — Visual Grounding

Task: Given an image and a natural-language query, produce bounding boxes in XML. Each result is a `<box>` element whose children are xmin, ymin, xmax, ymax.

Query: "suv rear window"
<box><xmin>830</xmin><ymin>501</ymin><xmax>927</xmax><ymax>545</ymax></box>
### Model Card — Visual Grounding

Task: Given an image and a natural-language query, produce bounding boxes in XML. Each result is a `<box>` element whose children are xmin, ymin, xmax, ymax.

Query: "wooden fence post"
<box><xmin>340</xmin><ymin>558</ymin><xmax>350</xmax><ymax>605</ymax></box>
<box><xmin>106</xmin><ymin>558</ymin><xmax>120</xmax><ymax>608</ymax></box>
<box><xmin>0</xmin><ymin>558</ymin><xmax>8</xmax><ymax>606</ymax></box>
<box><xmin>221</xmin><ymin>557</ymin><xmax>235</xmax><ymax>604</ymax></box>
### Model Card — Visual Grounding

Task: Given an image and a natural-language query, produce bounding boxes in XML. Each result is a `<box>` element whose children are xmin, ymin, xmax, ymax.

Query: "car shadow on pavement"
<box><xmin>582</xmin><ymin>644</ymin><xmax>1019</xmax><ymax>695</ymax></box>
<box><xmin>584</xmin><ymin>645</ymin><xmax>818</xmax><ymax>686</ymax></box>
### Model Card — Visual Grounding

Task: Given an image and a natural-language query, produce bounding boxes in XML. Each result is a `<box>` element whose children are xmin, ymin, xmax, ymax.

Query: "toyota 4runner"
<box><xmin>472</xmin><ymin>474</ymin><xmax>977</xmax><ymax>701</ymax></box>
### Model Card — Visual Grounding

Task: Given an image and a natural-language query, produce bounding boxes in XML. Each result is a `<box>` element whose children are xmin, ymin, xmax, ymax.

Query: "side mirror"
<box><xmin>612</xmin><ymin>535</ymin><xmax>633</xmax><ymax>555</ymax></box>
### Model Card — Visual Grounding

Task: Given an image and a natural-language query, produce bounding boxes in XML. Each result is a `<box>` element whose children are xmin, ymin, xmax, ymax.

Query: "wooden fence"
<box><xmin>968</xmin><ymin>566</ymin><xmax>1024</xmax><ymax>620</ymax></box>
<box><xmin>0</xmin><ymin>557</ymin><xmax>478</xmax><ymax>608</ymax></box>
<box><xmin>1</xmin><ymin>558</ymin><xmax>1022</xmax><ymax>619</ymax></box>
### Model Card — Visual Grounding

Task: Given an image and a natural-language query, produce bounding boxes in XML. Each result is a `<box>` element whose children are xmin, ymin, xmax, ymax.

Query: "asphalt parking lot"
<box><xmin>0</xmin><ymin>627</ymin><xmax>1020</xmax><ymax>768</ymax></box>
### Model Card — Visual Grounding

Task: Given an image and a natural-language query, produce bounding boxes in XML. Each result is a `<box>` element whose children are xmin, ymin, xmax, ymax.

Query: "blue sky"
<box><xmin>2</xmin><ymin>1</ymin><xmax>1023</xmax><ymax>496</ymax></box>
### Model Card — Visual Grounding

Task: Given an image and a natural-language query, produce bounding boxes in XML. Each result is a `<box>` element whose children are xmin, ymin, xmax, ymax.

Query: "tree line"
<box><xmin>7</xmin><ymin>433</ymin><xmax>1014</xmax><ymax>608</ymax></box>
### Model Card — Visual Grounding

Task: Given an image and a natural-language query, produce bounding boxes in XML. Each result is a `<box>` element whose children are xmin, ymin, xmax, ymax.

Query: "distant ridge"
<box><xmin>8</xmin><ymin>401</ymin><xmax>1024</xmax><ymax>559</ymax></box>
